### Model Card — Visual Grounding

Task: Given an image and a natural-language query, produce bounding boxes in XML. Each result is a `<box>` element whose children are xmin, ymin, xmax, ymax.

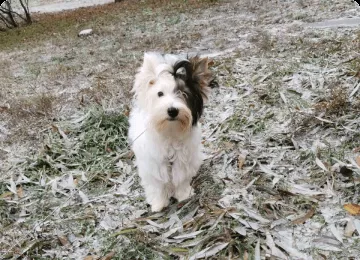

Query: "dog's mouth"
<box><xmin>152</xmin><ymin>108</ymin><xmax>192</xmax><ymax>134</ymax></box>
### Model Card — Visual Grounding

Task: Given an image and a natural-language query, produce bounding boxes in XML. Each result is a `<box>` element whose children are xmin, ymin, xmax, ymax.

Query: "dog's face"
<box><xmin>133</xmin><ymin>53</ymin><xmax>215</xmax><ymax>136</ymax></box>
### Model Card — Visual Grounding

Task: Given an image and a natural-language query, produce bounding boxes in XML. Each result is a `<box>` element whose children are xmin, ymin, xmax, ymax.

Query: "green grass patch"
<box><xmin>28</xmin><ymin>105</ymin><xmax>128</xmax><ymax>177</ymax></box>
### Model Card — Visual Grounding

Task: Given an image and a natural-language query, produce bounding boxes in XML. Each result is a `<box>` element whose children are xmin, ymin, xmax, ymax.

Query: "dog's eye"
<box><xmin>158</xmin><ymin>91</ymin><xmax>164</xmax><ymax>97</ymax></box>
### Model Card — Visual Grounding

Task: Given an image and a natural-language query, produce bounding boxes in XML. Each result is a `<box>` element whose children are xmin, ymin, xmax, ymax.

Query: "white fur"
<box><xmin>128</xmin><ymin>53</ymin><xmax>204</xmax><ymax>212</ymax></box>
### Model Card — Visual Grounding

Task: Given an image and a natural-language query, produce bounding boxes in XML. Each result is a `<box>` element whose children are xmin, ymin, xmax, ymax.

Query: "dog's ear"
<box><xmin>141</xmin><ymin>53</ymin><xmax>173</xmax><ymax>86</ymax></box>
<box><xmin>133</xmin><ymin>53</ymin><xmax>161</xmax><ymax>93</ymax></box>
<box><xmin>189</xmin><ymin>56</ymin><xmax>217</xmax><ymax>99</ymax></box>
<box><xmin>173</xmin><ymin>60</ymin><xmax>191</xmax><ymax>82</ymax></box>
<box><xmin>142</xmin><ymin>52</ymin><xmax>161</xmax><ymax>76</ymax></box>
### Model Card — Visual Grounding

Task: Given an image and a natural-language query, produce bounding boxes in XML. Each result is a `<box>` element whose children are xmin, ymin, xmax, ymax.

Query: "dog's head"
<box><xmin>132</xmin><ymin>52</ymin><xmax>216</xmax><ymax>136</ymax></box>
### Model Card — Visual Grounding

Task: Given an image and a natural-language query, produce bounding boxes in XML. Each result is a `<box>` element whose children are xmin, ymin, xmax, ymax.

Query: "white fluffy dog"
<box><xmin>128</xmin><ymin>52</ymin><xmax>216</xmax><ymax>212</ymax></box>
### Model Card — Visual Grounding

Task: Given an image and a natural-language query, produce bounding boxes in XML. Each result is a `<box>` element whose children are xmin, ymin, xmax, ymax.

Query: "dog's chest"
<box><xmin>164</xmin><ymin>141</ymin><xmax>188</xmax><ymax>165</ymax></box>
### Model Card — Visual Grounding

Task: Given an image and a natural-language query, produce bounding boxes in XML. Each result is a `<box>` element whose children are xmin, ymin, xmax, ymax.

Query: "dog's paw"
<box><xmin>151</xmin><ymin>198</ymin><xmax>169</xmax><ymax>212</ymax></box>
<box><xmin>174</xmin><ymin>185</ymin><xmax>194</xmax><ymax>202</ymax></box>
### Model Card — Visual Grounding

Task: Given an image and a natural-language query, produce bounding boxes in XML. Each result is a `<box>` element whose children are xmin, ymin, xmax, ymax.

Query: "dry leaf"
<box><xmin>243</xmin><ymin>251</ymin><xmax>249</xmax><ymax>260</ymax></box>
<box><xmin>101</xmin><ymin>251</ymin><xmax>115</xmax><ymax>260</ymax></box>
<box><xmin>223</xmin><ymin>141</ymin><xmax>235</xmax><ymax>150</ymax></box>
<box><xmin>254</xmin><ymin>239</ymin><xmax>261</xmax><ymax>260</ymax></box>
<box><xmin>266</xmin><ymin>231</ymin><xmax>288</xmax><ymax>259</ymax></box>
<box><xmin>189</xmin><ymin>242</ymin><xmax>229</xmax><ymax>260</ymax></box>
<box><xmin>238</xmin><ymin>154</ymin><xmax>246</xmax><ymax>169</ymax></box>
<box><xmin>58</xmin><ymin>236</ymin><xmax>70</xmax><ymax>247</ymax></box>
<box><xmin>354</xmin><ymin>219</ymin><xmax>360</xmax><ymax>235</ymax></box>
<box><xmin>0</xmin><ymin>106</ymin><xmax>9</xmax><ymax>112</ymax></box>
<box><xmin>0</xmin><ymin>191</ymin><xmax>13</xmax><ymax>199</ymax></box>
<box><xmin>51</xmin><ymin>124</ymin><xmax>59</xmax><ymax>133</ymax></box>
<box><xmin>315</xmin><ymin>158</ymin><xmax>328</xmax><ymax>172</ymax></box>
<box><xmin>83</xmin><ymin>256</ymin><xmax>95</xmax><ymax>260</ymax></box>
<box><xmin>356</xmin><ymin>156</ymin><xmax>360</xmax><ymax>167</ymax></box>
<box><xmin>17</xmin><ymin>186</ymin><xmax>23</xmax><ymax>198</ymax></box>
<box><xmin>344</xmin><ymin>219</ymin><xmax>356</xmax><ymax>237</ymax></box>
<box><xmin>292</xmin><ymin>207</ymin><xmax>315</xmax><ymax>225</ymax></box>
<box><xmin>329</xmin><ymin>224</ymin><xmax>343</xmax><ymax>243</ymax></box>
<box><xmin>344</xmin><ymin>204</ymin><xmax>360</xmax><ymax>215</ymax></box>
<box><xmin>173</xmin><ymin>230</ymin><xmax>204</xmax><ymax>240</ymax></box>
<box><xmin>223</xmin><ymin>176</ymin><xmax>235</xmax><ymax>183</ymax></box>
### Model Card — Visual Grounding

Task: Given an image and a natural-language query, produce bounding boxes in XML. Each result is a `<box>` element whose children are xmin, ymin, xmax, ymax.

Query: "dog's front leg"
<box><xmin>143</xmin><ymin>180</ymin><xmax>171</xmax><ymax>212</ymax></box>
<box><xmin>138</xmin><ymin>160</ymin><xmax>171</xmax><ymax>212</ymax></box>
<box><xmin>174</xmin><ymin>179</ymin><xmax>193</xmax><ymax>202</ymax></box>
<box><xmin>172</xmin><ymin>163</ymin><xmax>195</xmax><ymax>202</ymax></box>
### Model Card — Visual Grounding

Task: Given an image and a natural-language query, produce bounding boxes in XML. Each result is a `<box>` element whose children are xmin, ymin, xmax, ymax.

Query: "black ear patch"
<box><xmin>173</xmin><ymin>60</ymin><xmax>191</xmax><ymax>81</ymax></box>
<box><xmin>172</xmin><ymin>59</ymin><xmax>205</xmax><ymax>126</ymax></box>
<box><xmin>174</xmin><ymin>65</ymin><xmax>187</xmax><ymax>79</ymax></box>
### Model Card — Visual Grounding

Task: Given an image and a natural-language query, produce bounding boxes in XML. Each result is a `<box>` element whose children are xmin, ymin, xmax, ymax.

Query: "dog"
<box><xmin>128</xmin><ymin>52</ymin><xmax>216</xmax><ymax>212</ymax></box>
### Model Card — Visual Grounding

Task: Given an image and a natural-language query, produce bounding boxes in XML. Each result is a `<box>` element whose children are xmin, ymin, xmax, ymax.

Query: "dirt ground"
<box><xmin>1</xmin><ymin>0</ymin><xmax>360</xmax><ymax>259</ymax></box>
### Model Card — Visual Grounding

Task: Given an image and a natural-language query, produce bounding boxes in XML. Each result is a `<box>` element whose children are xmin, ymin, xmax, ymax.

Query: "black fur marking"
<box><xmin>172</xmin><ymin>60</ymin><xmax>205</xmax><ymax>126</ymax></box>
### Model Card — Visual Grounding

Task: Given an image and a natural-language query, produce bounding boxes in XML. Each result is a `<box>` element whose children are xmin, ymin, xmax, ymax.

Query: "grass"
<box><xmin>249</xmin><ymin>30</ymin><xmax>274</xmax><ymax>52</ymax></box>
<box><xmin>0</xmin><ymin>105</ymin><xmax>129</xmax><ymax>258</ymax></box>
<box><xmin>1</xmin><ymin>0</ymin><xmax>360</xmax><ymax>259</ymax></box>
<box><xmin>29</xmin><ymin>105</ymin><xmax>128</xmax><ymax>177</ymax></box>
<box><xmin>1</xmin><ymin>94</ymin><xmax>57</xmax><ymax>144</ymax></box>
<box><xmin>113</xmin><ymin>241</ymin><xmax>163</xmax><ymax>260</ymax></box>
<box><xmin>112</xmin><ymin>205</ymin><xmax>256</xmax><ymax>259</ymax></box>
<box><xmin>0</xmin><ymin>0</ymin><xmax>221</xmax><ymax>145</ymax></box>
<box><xmin>313</xmin><ymin>83</ymin><xmax>350</xmax><ymax>115</ymax></box>
<box><xmin>6</xmin><ymin>94</ymin><xmax>56</xmax><ymax>119</ymax></box>
<box><xmin>0</xmin><ymin>0</ymin><xmax>219</xmax><ymax>50</ymax></box>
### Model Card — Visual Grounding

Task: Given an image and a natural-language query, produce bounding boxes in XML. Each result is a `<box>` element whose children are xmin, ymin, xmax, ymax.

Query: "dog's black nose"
<box><xmin>167</xmin><ymin>107</ymin><xmax>179</xmax><ymax>118</ymax></box>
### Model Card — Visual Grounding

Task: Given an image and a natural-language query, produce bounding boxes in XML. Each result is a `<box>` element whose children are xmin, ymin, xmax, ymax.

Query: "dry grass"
<box><xmin>0</xmin><ymin>0</ymin><xmax>221</xmax><ymax>145</ymax></box>
<box><xmin>6</xmin><ymin>94</ymin><xmax>55</xmax><ymax>118</ymax></box>
<box><xmin>249</xmin><ymin>29</ymin><xmax>274</xmax><ymax>52</ymax></box>
<box><xmin>314</xmin><ymin>83</ymin><xmax>350</xmax><ymax>115</ymax></box>
<box><xmin>1</xmin><ymin>94</ymin><xmax>57</xmax><ymax>143</ymax></box>
<box><xmin>0</xmin><ymin>0</ymin><xmax>219</xmax><ymax>50</ymax></box>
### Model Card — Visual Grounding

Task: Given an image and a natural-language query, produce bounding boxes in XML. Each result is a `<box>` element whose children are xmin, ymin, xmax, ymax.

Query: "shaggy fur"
<box><xmin>128</xmin><ymin>52</ymin><xmax>215</xmax><ymax>212</ymax></box>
